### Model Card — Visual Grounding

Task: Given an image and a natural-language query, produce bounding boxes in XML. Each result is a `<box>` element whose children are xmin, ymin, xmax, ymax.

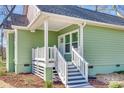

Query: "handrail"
<box><xmin>54</xmin><ymin>45</ymin><xmax>68</xmax><ymax>86</ymax></box>
<box><xmin>72</xmin><ymin>47</ymin><xmax>88</xmax><ymax>82</ymax></box>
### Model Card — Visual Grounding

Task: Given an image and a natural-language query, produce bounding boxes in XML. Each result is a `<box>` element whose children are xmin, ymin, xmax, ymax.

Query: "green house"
<box><xmin>4</xmin><ymin>5</ymin><xmax>124</xmax><ymax>88</ymax></box>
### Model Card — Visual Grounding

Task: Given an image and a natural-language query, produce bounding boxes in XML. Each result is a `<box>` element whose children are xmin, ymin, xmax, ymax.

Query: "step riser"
<box><xmin>68</xmin><ymin>74</ymin><xmax>82</xmax><ymax>77</ymax></box>
<box><xmin>68</xmin><ymin>83</ymin><xmax>90</xmax><ymax>88</ymax></box>
<box><xmin>68</xmin><ymin>78</ymin><xmax>85</xmax><ymax>81</ymax></box>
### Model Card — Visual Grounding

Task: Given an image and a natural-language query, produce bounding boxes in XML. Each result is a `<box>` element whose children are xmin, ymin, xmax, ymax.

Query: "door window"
<box><xmin>65</xmin><ymin>34</ymin><xmax>70</xmax><ymax>53</ymax></box>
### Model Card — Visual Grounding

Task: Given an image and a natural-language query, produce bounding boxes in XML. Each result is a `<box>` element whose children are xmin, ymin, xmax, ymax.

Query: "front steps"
<box><xmin>67</xmin><ymin>62</ymin><xmax>93</xmax><ymax>88</ymax></box>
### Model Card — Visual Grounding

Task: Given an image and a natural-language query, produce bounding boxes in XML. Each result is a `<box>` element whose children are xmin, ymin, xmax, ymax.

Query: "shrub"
<box><xmin>108</xmin><ymin>81</ymin><xmax>122</xmax><ymax>88</ymax></box>
<box><xmin>113</xmin><ymin>71</ymin><xmax>124</xmax><ymax>74</ymax></box>
<box><xmin>44</xmin><ymin>81</ymin><xmax>53</xmax><ymax>88</ymax></box>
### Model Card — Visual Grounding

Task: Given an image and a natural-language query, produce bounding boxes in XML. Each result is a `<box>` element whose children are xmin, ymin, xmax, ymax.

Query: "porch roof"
<box><xmin>37</xmin><ymin>5</ymin><xmax>124</xmax><ymax>26</ymax></box>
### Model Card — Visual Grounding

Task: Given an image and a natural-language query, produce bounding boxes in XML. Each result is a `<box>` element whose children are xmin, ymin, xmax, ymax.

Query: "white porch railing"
<box><xmin>54</xmin><ymin>46</ymin><xmax>68</xmax><ymax>86</ymax></box>
<box><xmin>32</xmin><ymin>47</ymin><xmax>55</xmax><ymax>62</ymax></box>
<box><xmin>72</xmin><ymin>47</ymin><xmax>88</xmax><ymax>81</ymax></box>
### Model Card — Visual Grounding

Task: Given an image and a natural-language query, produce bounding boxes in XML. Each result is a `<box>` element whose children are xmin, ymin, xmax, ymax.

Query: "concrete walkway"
<box><xmin>0</xmin><ymin>80</ymin><xmax>14</xmax><ymax>88</ymax></box>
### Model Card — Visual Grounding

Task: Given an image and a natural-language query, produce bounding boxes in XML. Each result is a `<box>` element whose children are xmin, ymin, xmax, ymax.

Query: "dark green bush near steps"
<box><xmin>113</xmin><ymin>71</ymin><xmax>124</xmax><ymax>74</ymax></box>
<box><xmin>44</xmin><ymin>81</ymin><xmax>53</xmax><ymax>88</ymax></box>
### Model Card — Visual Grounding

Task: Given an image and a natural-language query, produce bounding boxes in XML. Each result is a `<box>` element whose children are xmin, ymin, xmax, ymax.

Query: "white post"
<box><xmin>79</xmin><ymin>23</ymin><xmax>86</xmax><ymax>57</ymax></box>
<box><xmin>79</xmin><ymin>24</ymin><xmax>83</xmax><ymax>57</ymax></box>
<box><xmin>53</xmin><ymin>45</ymin><xmax>56</xmax><ymax>61</ymax></box>
<box><xmin>44</xmin><ymin>19</ymin><xmax>48</xmax><ymax>66</ymax></box>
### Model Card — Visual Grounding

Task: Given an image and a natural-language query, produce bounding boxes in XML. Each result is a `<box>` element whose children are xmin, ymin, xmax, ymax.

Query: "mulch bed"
<box><xmin>0</xmin><ymin>73</ymin><xmax>64</xmax><ymax>88</ymax></box>
<box><xmin>89</xmin><ymin>79</ymin><xmax>108</xmax><ymax>88</ymax></box>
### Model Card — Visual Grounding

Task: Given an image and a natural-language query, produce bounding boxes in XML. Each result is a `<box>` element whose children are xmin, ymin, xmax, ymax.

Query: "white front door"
<box><xmin>58</xmin><ymin>36</ymin><xmax>64</xmax><ymax>56</ymax></box>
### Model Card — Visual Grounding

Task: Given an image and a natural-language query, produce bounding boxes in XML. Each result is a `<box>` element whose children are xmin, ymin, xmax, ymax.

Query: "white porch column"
<box><xmin>44</xmin><ymin>19</ymin><xmax>48</xmax><ymax>66</ymax></box>
<box><xmin>79</xmin><ymin>23</ymin><xmax>86</xmax><ymax>57</ymax></box>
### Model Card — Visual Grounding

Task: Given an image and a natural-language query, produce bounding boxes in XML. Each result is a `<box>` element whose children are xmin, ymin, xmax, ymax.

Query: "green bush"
<box><xmin>113</xmin><ymin>71</ymin><xmax>124</xmax><ymax>74</ymax></box>
<box><xmin>108</xmin><ymin>81</ymin><xmax>122</xmax><ymax>88</ymax></box>
<box><xmin>44</xmin><ymin>81</ymin><xmax>53</xmax><ymax>88</ymax></box>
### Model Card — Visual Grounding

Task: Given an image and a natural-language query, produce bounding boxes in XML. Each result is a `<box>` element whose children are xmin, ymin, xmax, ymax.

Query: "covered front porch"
<box><xmin>7</xmin><ymin>12</ymin><xmax>89</xmax><ymax>87</ymax></box>
<box><xmin>29</xmin><ymin>13</ymin><xmax>88</xmax><ymax>85</ymax></box>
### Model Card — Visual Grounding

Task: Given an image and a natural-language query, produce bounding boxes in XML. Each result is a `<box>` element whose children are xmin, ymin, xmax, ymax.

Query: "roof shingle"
<box><xmin>3</xmin><ymin>14</ymin><xmax>28</xmax><ymax>29</ymax></box>
<box><xmin>37</xmin><ymin>5</ymin><xmax>124</xmax><ymax>26</ymax></box>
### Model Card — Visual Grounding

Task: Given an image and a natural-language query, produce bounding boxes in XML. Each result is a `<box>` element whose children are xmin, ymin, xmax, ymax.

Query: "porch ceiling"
<box><xmin>38</xmin><ymin>16</ymin><xmax>72</xmax><ymax>31</ymax></box>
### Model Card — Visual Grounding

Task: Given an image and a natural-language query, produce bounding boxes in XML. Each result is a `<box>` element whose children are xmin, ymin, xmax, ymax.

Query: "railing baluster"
<box><xmin>54</xmin><ymin>46</ymin><xmax>68</xmax><ymax>86</ymax></box>
<box><xmin>71</xmin><ymin>47</ymin><xmax>88</xmax><ymax>82</ymax></box>
<box><xmin>32</xmin><ymin>46</ymin><xmax>68</xmax><ymax>86</ymax></box>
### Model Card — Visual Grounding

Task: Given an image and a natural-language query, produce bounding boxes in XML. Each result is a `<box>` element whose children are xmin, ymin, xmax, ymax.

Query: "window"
<box><xmin>64</xmin><ymin>31</ymin><xmax>79</xmax><ymax>53</ymax></box>
<box><xmin>65</xmin><ymin>34</ymin><xmax>70</xmax><ymax>53</ymax></box>
<box><xmin>60</xmin><ymin>38</ymin><xmax>63</xmax><ymax>43</ymax></box>
<box><xmin>72</xmin><ymin>32</ymin><xmax>78</xmax><ymax>48</ymax></box>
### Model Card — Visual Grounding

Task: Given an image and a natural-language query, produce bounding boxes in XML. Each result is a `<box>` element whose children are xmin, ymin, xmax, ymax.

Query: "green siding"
<box><xmin>15</xmin><ymin>30</ymin><xmax>58</xmax><ymax>74</ymax></box>
<box><xmin>6</xmin><ymin>32</ymin><xmax>15</xmax><ymax>72</ymax></box>
<box><xmin>84</xmin><ymin>25</ymin><xmax>124</xmax><ymax>75</ymax></box>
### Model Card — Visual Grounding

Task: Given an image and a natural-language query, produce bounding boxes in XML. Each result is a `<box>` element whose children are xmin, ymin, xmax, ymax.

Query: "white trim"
<box><xmin>33</xmin><ymin>5</ymin><xmax>41</xmax><ymax>13</ymax></box>
<box><xmin>12</xmin><ymin>25</ymin><xmax>29</xmax><ymax>30</ymax></box>
<box><xmin>4</xmin><ymin>29</ymin><xmax>14</xmax><ymax>32</ymax></box>
<box><xmin>14</xmin><ymin>29</ymin><xmax>18</xmax><ymax>66</ymax></box>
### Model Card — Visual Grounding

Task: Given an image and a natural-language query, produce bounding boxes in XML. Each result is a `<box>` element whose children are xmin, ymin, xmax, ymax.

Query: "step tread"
<box><xmin>68</xmin><ymin>70</ymin><xmax>79</xmax><ymax>73</ymax></box>
<box><xmin>68</xmin><ymin>76</ymin><xmax>83</xmax><ymax>79</ymax></box>
<box><xmin>68</xmin><ymin>72</ymin><xmax>80</xmax><ymax>75</ymax></box>
<box><xmin>68</xmin><ymin>80</ymin><xmax>86</xmax><ymax>84</ymax></box>
<box><xmin>68</xmin><ymin>77</ymin><xmax>85</xmax><ymax>81</ymax></box>
<box><xmin>68</xmin><ymin>67</ymin><xmax>77</xmax><ymax>69</ymax></box>
<box><xmin>68</xmin><ymin>82</ymin><xmax>88</xmax><ymax>86</ymax></box>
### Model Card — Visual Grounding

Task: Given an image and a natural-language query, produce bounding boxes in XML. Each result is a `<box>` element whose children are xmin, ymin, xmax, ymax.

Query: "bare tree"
<box><xmin>113</xmin><ymin>5</ymin><xmax>124</xmax><ymax>18</ymax></box>
<box><xmin>0</xmin><ymin>5</ymin><xmax>16</xmax><ymax>60</ymax></box>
